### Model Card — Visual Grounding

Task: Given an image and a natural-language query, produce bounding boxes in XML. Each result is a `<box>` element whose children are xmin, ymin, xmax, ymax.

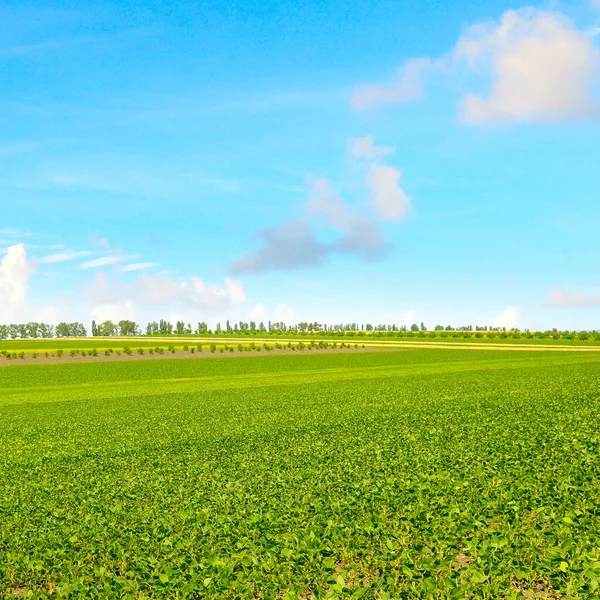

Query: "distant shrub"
<box><xmin>183</xmin><ymin>345</ymin><xmax>189</xmax><ymax>351</ymax></box>
<box><xmin>32</xmin><ymin>352</ymin><xmax>38</xmax><ymax>359</ymax></box>
<box><xmin>168</xmin><ymin>345</ymin><xmax>175</xmax><ymax>354</ymax></box>
<box><xmin>45</xmin><ymin>352</ymin><xmax>49</xmax><ymax>358</ymax></box>
<box><xmin>149</xmin><ymin>348</ymin><xmax>154</xmax><ymax>355</ymax></box>
<box><xmin>238</xmin><ymin>344</ymin><xmax>243</xmax><ymax>352</ymax></box>
<box><xmin>104</xmin><ymin>350</ymin><xmax>111</xmax><ymax>356</ymax></box>
<box><xmin>137</xmin><ymin>348</ymin><xmax>144</xmax><ymax>355</ymax></box>
<box><xmin>81</xmin><ymin>351</ymin><xmax>87</xmax><ymax>357</ymax></box>
<box><xmin>190</xmin><ymin>347</ymin><xmax>195</xmax><ymax>353</ymax></box>
<box><xmin>196</xmin><ymin>344</ymin><xmax>202</xmax><ymax>352</ymax></box>
<box><xmin>57</xmin><ymin>350</ymin><xmax>64</xmax><ymax>358</ymax></box>
<box><xmin>69</xmin><ymin>349</ymin><xmax>76</xmax><ymax>357</ymax></box>
<box><xmin>210</xmin><ymin>344</ymin><xmax>216</xmax><ymax>353</ymax></box>
<box><xmin>91</xmin><ymin>348</ymin><xmax>98</xmax><ymax>357</ymax></box>
<box><xmin>18</xmin><ymin>351</ymin><xmax>25</xmax><ymax>359</ymax></box>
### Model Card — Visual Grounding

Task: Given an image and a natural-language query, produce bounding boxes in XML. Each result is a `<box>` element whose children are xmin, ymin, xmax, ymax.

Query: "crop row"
<box><xmin>0</xmin><ymin>341</ymin><xmax>365</xmax><ymax>361</ymax></box>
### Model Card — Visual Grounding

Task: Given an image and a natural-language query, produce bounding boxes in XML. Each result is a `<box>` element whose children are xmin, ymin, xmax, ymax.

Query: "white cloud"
<box><xmin>233</xmin><ymin>136</ymin><xmax>410</xmax><ymax>275</ymax></box>
<box><xmin>349</xmin><ymin>136</ymin><xmax>394</xmax><ymax>160</ymax></box>
<box><xmin>366</xmin><ymin>164</ymin><xmax>410</xmax><ymax>222</ymax></box>
<box><xmin>0</xmin><ymin>244</ymin><xmax>37</xmax><ymax>320</ymax></box>
<box><xmin>39</xmin><ymin>250</ymin><xmax>94</xmax><ymax>264</ymax></box>
<box><xmin>403</xmin><ymin>309</ymin><xmax>417</xmax><ymax>324</ymax></box>
<box><xmin>274</xmin><ymin>303</ymin><xmax>295</xmax><ymax>324</ymax></box>
<box><xmin>546</xmin><ymin>289</ymin><xmax>600</xmax><ymax>307</ymax></box>
<box><xmin>249</xmin><ymin>303</ymin><xmax>266</xmax><ymax>319</ymax></box>
<box><xmin>122</xmin><ymin>262</ymin><xmax>159</xmax><ymax>272</ymax></box>
<box><xmin>82</xmin><ymin>271</ymin><xmax>248</xmax><ymax>322</ymax></box>
<box><xmin>351</xmin><ymin>58</ymin><xmax>438</xmax><ymax>110</ymax></box>
<box><xmin>456</xmin><ymin>9</ymin><xmax>600</xmax><ymax>123</ymax></box>
<box><xmin>492</xmin><ymin>306</ymin><xmax>522</xmax><ymax>328</ymax></box>
<box><xmin>351</xmin><ymin>8</ymin><xmax>600</xmax><ymax>124</ymax></box>
<box><xmin>79</xmin><ymin>254</ymin><xmax>139</xmax><ymax>269</ymax></box>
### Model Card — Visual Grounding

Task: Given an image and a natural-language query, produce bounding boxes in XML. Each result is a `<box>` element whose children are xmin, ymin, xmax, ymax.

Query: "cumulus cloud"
<box><xmin>367</xmin><ymin>164</ymin><xmax>410</xmax><ymax>222</ymax></box>
<box><xmin>456</xmin><ymin>9</ymin><xmax>600</xmax><ymax>123</ymax></box>
<box><xmin>82</xmin><ymin>271</ymin><xmax>248</xmax><ymax>323</ymax></box>
<box><xmin>492</xmin><ymin>306</ymin><xmax>522</xmax><ymax>328</ymax></box>
<box><xmin>233</xmin><ymin>138</ymin><xmax>410</xmax><ymax>275</ymax></box>
<box><xmin>546</xmin><ymin>289</ymin><xmax>600</xmax><ymax>307</ymax></box>
<box><xmin>0</xmin><ymin>243</ymin><xmax>250</xmax><ymax>325</ymax></box>
<box><xmin>232</xmin><ymin>220</ymin><xmax>329</xmax><ymax>274</ymax></box>
<box><xmin>0</xmin><ymin>244</ymin><xmax>37</xmax><ymax>320</ymax></box>
<box><xmin>352</xmin><ymin>8</ymin><xmax>600</xmax><ymax>124</ymax></box>
<box><xmin>351</xmin><ymin>58</ymin><xmax>438</xmax><ymax>110</ymax></box>
<box><xmin>233</xmin><ymin>175</ymin><xmax>393</xmax><ymax>275</ymax></box>
<box><xmin>349</xmin><ymin>136</ymin><xmax>394</xmax><ymax>160</ymax></box>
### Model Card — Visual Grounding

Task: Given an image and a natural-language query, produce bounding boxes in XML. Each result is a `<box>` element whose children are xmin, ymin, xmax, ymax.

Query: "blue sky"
<box><xmin>1</xmin><ymin>0</ymin><xmax>599</xmax><ymax>330</ymax></box>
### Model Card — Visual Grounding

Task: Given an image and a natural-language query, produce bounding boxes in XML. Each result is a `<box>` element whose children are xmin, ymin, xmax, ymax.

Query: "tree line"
<box><xmin>0</xmin><ymin>322</ymin><xmax>86</xmax><ymax>339</ymax></box>
<box><xmin>0</xmin><ymin>319</ymin><xmax>598</xmax><ymax>340</ymax></box>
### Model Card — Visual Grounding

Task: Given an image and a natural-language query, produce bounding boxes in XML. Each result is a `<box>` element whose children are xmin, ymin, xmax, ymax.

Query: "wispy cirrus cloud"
<box><xmin>122</xmin><ymin>262</ymin><xmax>160</xmax><ymax>272</ymax></box>
<box><xmin>78</xmin><ymin>254</ymin><xmax>139</xmax><ymax>269</ymax></box>
<box><xmin>39</xmin><ymin>250</ymin><xmax>94</xmax><ymax>264</ymax></box>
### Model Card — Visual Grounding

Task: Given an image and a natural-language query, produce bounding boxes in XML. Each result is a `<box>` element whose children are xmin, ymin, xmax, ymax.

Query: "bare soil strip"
<box><xmin>0</xmin><ymin>346</ymin><xmax>391</xmax><ymax>366</ymax></box>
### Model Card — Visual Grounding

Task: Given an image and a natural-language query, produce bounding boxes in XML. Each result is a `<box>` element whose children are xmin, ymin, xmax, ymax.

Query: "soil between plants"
<box><xmin>0</xmin><ymin>346</ymin><xmax>394</xmax><ymax>367</ymax></box>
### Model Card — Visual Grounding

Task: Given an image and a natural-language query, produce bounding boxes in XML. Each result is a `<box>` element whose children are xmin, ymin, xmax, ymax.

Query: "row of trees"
<box><xmin>1</xmin><ymin>319</ymin><xmax>598</xmax><ymax>340</ymax></box>
<box><xmin>0</xmin><ymin>322</ymin><xmax>86</xmax><ymax>339</ymax></box>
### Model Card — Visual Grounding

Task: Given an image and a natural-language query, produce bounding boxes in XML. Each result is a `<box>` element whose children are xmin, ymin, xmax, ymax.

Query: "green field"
<box><xmin>1</xmin><ymin>349</ymin><xmax>600</xmax><ymax>598</ymax></box>
<box><xmin>1</xmin><ymin>332</ymin><xmax>600</xmax><ymax>354</ymax></box>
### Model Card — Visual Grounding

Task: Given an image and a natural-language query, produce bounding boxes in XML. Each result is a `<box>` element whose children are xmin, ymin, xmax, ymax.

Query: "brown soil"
<box><xmin>0</xmin><ymin>346</ymin><xmax>392</xmax><ymax>367</ymax></box>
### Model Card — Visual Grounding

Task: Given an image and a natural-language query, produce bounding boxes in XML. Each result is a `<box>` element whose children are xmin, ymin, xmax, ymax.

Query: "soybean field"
<box><xmin>1</xmin><ymin>349</ymin><xmax>600</xmax><ymax>598</ymax></box>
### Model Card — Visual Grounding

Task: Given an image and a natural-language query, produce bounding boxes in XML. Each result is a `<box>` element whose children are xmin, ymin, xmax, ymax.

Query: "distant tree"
<box><xmin>410</xmin><ymin>323</ymin><xmax>419</xmax><ymax>332</ymax></box>
<box><xmin>91</xmin><ymin>320</ymin><xmax>98</xmax><ymax>336</ymax></box>
<box><xmin>434</xmin><ymin>325</ymin><xmax>444</xmax><ymax>331</ymax></box>
<box><xmin>118</xmin><ymin>320</ymin><xmax>139</xmax><ymax>336</ymax></box>
<box><xmin>68</xmin><ymin>322</ymin><xmax>87</xmax><ymax>337</ymax></box>
<box><xmin>175</xmin><ymin>321</ymin><xmax>185</xmax><ymax>335</ymax></box>
<box><xmin>96</xmin><ymin>321</ymin><xmax>117</xmax><ymax>336</ymax></box>
<box><xmin>215</xmin><ymin>322</ymin><xmax>222</xmax><ymax>334</ymax></box>
<box><xmin>55</xmin><ymin>322</ymin><xmax>70</xmax><ymax>337</ymax></box>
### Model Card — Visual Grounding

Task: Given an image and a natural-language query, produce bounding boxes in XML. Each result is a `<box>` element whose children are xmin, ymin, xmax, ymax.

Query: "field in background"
<box><xmin>2</xmin><ymin>333</ymin><xmax>600</xmax><ymax>356</ymax></box>
<box><xmin>2</xmin><ymin>348</ymin><xmax>600</xmax><ymax>597</ymax></box>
